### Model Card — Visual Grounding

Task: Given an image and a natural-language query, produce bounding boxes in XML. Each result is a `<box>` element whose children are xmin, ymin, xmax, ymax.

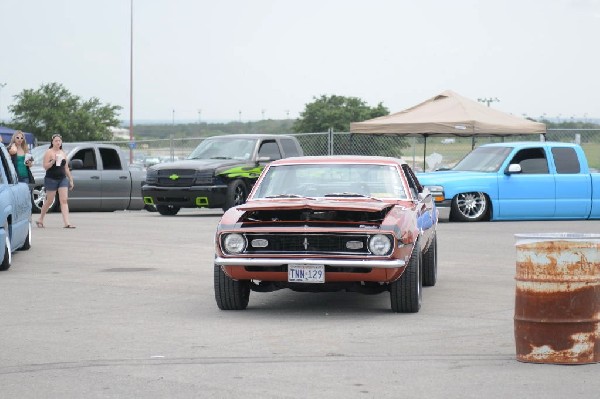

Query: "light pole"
<box><xmin>172</xmin><ymin>109</ymin><xmax>175</xmax><ymax>125</ymax></box>
<box><xmin>197</xmin><ymin>109</ymin><xmax>201</xmax><ymax>124</ymax></box>
<box><xmin>477</xmin><ymin>97</ymin><xmax>499</xmax><ymax>107</ymax></box>
<box><xmin>129</xmin><ymin>0</ymin><xmax>134</xmax><ymax>164</ymax></box>
<box><xmin>0</xmin><ymin>82</ymin><xmax>7</xmax><ymax>124</ymax></box>
<box><xmin>238</xmin><ymin>110</ymin><xmax>242</xmax><ymax>122</ymax></box>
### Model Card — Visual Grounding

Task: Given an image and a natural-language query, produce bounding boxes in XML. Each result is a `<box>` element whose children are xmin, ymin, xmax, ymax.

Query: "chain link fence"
<box><xmin>59</xmin><ymin>129</ymin><xmax>600</xmax><ymax>172</ymax></box>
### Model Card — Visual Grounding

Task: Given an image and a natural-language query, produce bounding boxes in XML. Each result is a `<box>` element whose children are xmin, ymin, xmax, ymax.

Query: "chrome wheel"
<box><xmin>452</xmin><ymin>192</ymin><xmax>488</xmax><ymax>222</ymax></box>
<box><xmin>0</xmin><ymin>230</ymin><xmax>12</xmax><ymax>271</ymax></box>
<box><xmin>31</xmin><ymin>185</ymin><xmax>56</xmax><ymax>213</ymax></box>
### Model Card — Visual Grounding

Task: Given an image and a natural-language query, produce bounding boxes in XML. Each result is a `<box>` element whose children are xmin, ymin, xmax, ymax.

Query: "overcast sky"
<box><xmin>1</xmin><ymin>0</ymin><xmax>599</xmax><ymax>124</ymax></box>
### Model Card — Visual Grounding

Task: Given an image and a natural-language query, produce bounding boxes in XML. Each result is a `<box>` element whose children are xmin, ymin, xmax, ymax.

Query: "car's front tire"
<box><xmin>214</xmin><ymin>265</ymin><xmax>250</xmax><ymax>310</ymax></box>
<box><xmin>19</xmin><ymin>222</ymin><xmax>32</xmax><ymax>251</ymax></box>
<box><xmin>390</xmin><ymin>238</ymin><xmax>422</xmax><ymax>313</ymax></box>
<box><xmin>156</xmin><ymin>205</ymin><xmax>180</xmax><ymax>216</ymax></box>
<box><xmin>451</xmin><ymin>192</ymin><xmax>489</xmax><ymax>222</ymax></box>
<box><xmin>223</xmin><ymin>179</ymin><xmax>248</xmax><ymax>212</ymax></box>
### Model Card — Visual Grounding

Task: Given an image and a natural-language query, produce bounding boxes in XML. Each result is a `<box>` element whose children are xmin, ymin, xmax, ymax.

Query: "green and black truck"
<box><xmin>142</xmin><ymin>134</ymin><xmax>303</xmax><ymax>215</ymax></box>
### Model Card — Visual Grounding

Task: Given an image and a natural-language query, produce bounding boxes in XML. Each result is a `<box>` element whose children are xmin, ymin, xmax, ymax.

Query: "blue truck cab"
<box><xmin>417</xmin><ymin>141</ymin><xmax>600</xmax><ymax>222</ymax></box>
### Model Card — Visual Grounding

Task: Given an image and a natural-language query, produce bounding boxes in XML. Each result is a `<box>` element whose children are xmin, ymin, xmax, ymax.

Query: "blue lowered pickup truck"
<box><xmin>417</xmin><ymin>141</ymin><xmax>600</xmax><ymax>222</ymax></box>
<box><xmin>0</xmin><ymin>144</ymin><xmax>32</xmax><ymax>270</ymax></box>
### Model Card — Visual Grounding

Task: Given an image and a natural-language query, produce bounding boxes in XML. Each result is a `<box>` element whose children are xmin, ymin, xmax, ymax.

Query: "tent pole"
<box><xmin>412</xmin><ymin>136</ymin><xmax>416</xmax><ymax>170</ymax></box>
<box><xmin>423</xmin><ymin>136</ymin><xmax>427</xmax><ymax>171</ymax></box>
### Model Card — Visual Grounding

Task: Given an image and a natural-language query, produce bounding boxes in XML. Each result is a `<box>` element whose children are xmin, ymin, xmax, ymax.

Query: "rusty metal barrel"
<box><xmin>514</xmin><ymin>233</ymin><xmax>600</xmax><ymax>364</ymax></box>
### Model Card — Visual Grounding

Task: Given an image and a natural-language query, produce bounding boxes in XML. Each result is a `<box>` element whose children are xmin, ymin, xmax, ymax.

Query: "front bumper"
<box><xmin>142</xmin><ymin>185</ymin><xmax>227</xmax><ymax>208</ymax></box>
<box><xmin>215</xmin><ymin>256</ymin><xmax>406</xmax><ymax>269</ymax></box>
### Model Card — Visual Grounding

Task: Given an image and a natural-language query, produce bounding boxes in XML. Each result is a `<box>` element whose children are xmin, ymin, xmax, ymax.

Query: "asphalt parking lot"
<box><xmin>1</xmin><ymin>210</ymin><xmax>599</xmax><ymax>398</ymax></box>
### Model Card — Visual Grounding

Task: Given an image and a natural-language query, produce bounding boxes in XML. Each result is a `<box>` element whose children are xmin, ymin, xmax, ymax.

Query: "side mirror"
<box><xmin>257</xmin><ymin>156</ymin><xmax>272</xmax><ymax>163</ymax></box>
<box><xmin>505</xmin><ymin>163</ymin><xmax>521</xmax><ymax>175</ymax></box>
<box><xmin>70</xmin><ymin>159</ymin><xmax>84</xmax><ymax>170</ymax></box>
<box><xmin>418</xmin><ymin>191</ymin><xmax>430</xmax><ymax>201</ymax></box>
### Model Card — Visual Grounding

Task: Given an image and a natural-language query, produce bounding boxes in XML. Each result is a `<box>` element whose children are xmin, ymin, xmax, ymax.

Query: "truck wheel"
<box><xmin>390</xmin><ymin>238</ymin><xmax>422</xmax><ymax>313</ymax></box>
<box><xmin>451</xmin><ymin>192</ymin><xmax>489</xmax><ymax>222</ymax></box>
<box><xmin>422</xmin><ymin>233</ymin><xmax>437</xmax><ymax>287</ymax></box>
<box><xmin>31</xmin><ymin>185</ymin><xmax>57</xmax><ymax>214</ymax></box>
<box><xmin>0</xmin><ymin>225</ymin><xmax>12</xmax><ymax>271</ymax></box>
<box><xmin>214</xmin><ymin>265</ymin><xmax>250</xmax><ymax>310</ymax></box>
<box><xmin>19</xmin><ymin>222</ymin><xmax>32</xmax><ymax>251</ymax></box>
<box><xmin>156</xmin><ymin>205</ymin><xmax>180</xmax><ymax>216</ymax></box>
<box><xmin>223</xmin><ymin>179</ymin><xmax>248</xmax><ymax>211</ymax></box>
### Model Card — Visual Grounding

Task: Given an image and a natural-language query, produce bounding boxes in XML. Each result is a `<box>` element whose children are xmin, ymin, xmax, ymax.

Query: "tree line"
<box><xmin>4</xmin><ymin>82</ymin><xmax>599</xmax><ymax>143</ymax></box>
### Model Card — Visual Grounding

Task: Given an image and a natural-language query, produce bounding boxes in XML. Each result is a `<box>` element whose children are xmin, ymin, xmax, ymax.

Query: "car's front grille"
<box><xmin>243</xmin><ymin>233</ymin><xmax>371</xmax><ymax>255</ymax></box>
<box><xmin>155</xmin><ymin>169</ymin><xmax>213</xmax><ymax>187</ymax></box>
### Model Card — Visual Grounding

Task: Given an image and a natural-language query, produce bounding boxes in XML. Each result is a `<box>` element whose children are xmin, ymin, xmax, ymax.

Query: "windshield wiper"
<box><xmin>324</xmin><ymin>192</ymin><xmax>365</xmax><ymax>197</ymax></box>
<box><xmin>209</xmin><ymin>156</ymin><xmax>232</xmax><ymax>159</ymax></box>
<box><xmin>323</xmin><ymin>192</ymin><xmax>382</xmax><ymax>201</ymax></box>
<box><xmin>265</xmin><ymin>194</ymin><xmax>312</xmax><ymax>199</ymax></box>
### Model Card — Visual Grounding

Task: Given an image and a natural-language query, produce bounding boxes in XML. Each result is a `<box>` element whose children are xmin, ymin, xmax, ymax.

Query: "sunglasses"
<box><xmin>52</xmin><ymin>134</ymin><xmax>62</xmax><ymax>139</ymax></box>
<box><xmin>15</xmin><ymin>137</ymin><xmax>23</xmax><ymax>140</ymax></box>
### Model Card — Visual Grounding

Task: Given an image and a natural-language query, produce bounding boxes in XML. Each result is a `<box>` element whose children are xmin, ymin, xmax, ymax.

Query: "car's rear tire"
<box><xmin>156</xmin><ymin>205</ymin><xmax>180</xmax><ymax>216</ymax></box>
<box><xmin>451</xmin><ymin>192</ymin><xmax>489</xmax><ymax>222</ymax></box>
<box><xmin>390</xmin><ymin>238</ymin><xmax>422</xmax><ymax>313</ymax></box>
<box><xmin>19</xmin><ymin>222</ymin><xmax>32</xmax><ymax>251</ymax></box>
<box><xmin>0</xmin><ymin>226</ymin><xmax>12</xmax><ymax>271</ymax></box>
<box><xmin>422</xmin><ymin>233</ymin><xmax>437</xmax><ymax>287</ymax></box>
<box><xmin>214</xmin><ymin>265</ymin><xmax>250</xmax><ymax>310</ymax></box>
<box><xmin>223</xmin><ymin>179</ymin><xmax>248</xmax><ymax>212</ymax></box>
<box><xmin>31</xmin><ymin>185</ymin><xmax>57</xmax><ymax>214</ymax></box>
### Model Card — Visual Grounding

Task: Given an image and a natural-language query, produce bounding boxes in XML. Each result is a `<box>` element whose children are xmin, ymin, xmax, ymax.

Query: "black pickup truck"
<box><xmin>142</xmin><ymin>134</ymin><xmax>303</xmax><ymax>215</ymax></box>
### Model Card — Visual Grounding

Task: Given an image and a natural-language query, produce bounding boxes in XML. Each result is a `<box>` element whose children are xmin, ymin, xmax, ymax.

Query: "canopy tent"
<box><xmin>349</xmin><ymin>90</ymin><xmax>546</xmax><ymax>169</ymax></box>
<box><xmin>350</xmin><ymin>90</ymin><xmax>546</xmax><ymax>136</ymax></box>
<box><xmin>0</xmin><ymin>126</ymin><xmax>37</xmax><ymax>147</ymax></box>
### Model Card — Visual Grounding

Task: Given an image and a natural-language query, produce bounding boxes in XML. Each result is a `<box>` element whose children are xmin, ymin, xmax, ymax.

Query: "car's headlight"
<box><xmin>145</xmin><ymin>168</ymin><xmax>158</xmax><ymax>183</ymax></box>
<box><xmin>222</xmin><ymin>233</ymin><xmax>246</xmax><ymax>254</ymax></box>
<box><xmin>368</xmin><ymin>234</ymin><xmax>392</xmax><ymax>256</ymax></box>
<box><xmin>425</xmin><ymin>185</ymin><xmax>445</xmax><ymax>202</ymax></box>
<box><xmin>195</xmin><ymin>170</ymin><xmax>215</xmax><ymax>185</ymax></box>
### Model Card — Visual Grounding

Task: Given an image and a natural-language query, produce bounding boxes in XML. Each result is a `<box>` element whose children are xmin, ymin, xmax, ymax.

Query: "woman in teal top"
<box><xmin>7</xmin><ymin>130</ymin><xmax>34</xmax><ymax>183</ymax></box>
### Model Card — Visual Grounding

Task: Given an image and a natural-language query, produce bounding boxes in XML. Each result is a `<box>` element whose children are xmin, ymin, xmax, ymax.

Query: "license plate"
<box><xmin>288</xmin><ymin>264</ymin><xmax>325</xmax><ymax>283</ymax></box>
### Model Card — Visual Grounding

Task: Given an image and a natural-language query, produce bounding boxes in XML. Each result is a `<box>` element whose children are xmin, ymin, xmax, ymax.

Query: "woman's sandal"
<box><xmin>64</xmin><ymin>225</ymin><xmax>76</xmax><ymax>229</ymax></box>
<box><xmin>35</xmin><ymin>221</ymin><xmax>44</xmax><ymax>228</ymax></box>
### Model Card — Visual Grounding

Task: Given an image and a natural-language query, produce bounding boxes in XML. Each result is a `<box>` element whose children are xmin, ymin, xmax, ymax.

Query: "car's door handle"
<box><xmin>119</xmin><ymin>176</ymin><xmax>129</xmax><ymax>180</ymax></box>
<box><xmin>90</xmin><ymin>176</ymin><xmax>100</xmax><ymax>179</ymax></box>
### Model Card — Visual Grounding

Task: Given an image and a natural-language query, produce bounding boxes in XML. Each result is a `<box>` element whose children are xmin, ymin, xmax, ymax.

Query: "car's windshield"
<box><xmin>452</xmin><ymin>146</ymin><xmax>512</xmax><ymax>172</ymax></box>
<box><xmin>187</xmin><ymin>138</ymin><xmax>257</xmax><ymax>160</ymax></box>
<box><xmin>253</xmin><ymin>163</ymin><xmax>408</xmax><ymax>199</ymax></box>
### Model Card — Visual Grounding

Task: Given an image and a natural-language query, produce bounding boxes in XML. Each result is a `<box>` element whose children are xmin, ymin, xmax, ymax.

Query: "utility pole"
<box><xmin>129</xmin><ymin>0</ymin><xmax>134</xmax><ymax>164</ymax></box>
<box><xmin>477</xmin><ymin>97</ymin><xmax>499</xmax><ymax>107</ymax></box>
